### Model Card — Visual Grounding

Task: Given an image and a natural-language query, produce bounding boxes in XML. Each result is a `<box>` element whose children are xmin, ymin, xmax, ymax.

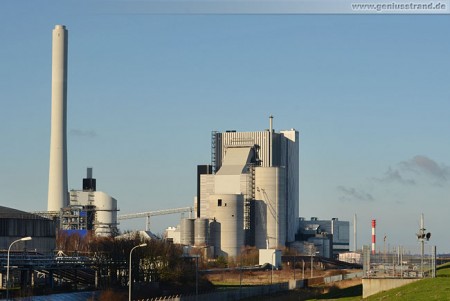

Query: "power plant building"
<box><xmin>189</xmin><ymin>119</ymin><xmax>299</xmax><ymax>257</ymax></box>
<box><xmin>297</xmin><ymin>217</ymin><xmax>350</xmax><ymax>258</ymax></box>
<box><xmin>46</xmin><ymin>25</ymin><xmax>119</xmax><ymax>237</ymax></box>
<box><xmin>0</xmin><ymin>206</ymin><xmax>56</xmax><ymax>253</ymax></box>
<box><xmin>60</xmin><ymin>168</ymin><xmax>119</xmax><ymax>237</ymax></box>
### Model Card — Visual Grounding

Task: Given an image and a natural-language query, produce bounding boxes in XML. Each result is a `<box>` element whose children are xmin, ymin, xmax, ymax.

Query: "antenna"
<box><xmin>353</xmin><ymin>214</ymin><xmax>357</xmax><ymax>251</ymax></box>
<box><xmin>269</xmin><ymin>115</ymin><xmax>273</xmax><ymax>167</ymax></box>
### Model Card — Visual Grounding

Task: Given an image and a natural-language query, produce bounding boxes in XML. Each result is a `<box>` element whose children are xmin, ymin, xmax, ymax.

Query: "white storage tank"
<box><xmin>209</xmin><ymin>219</ymin><xmax>221</xmax><ymax>257</ymax></box>
<box><xmin>254</xmin><ymin>199</ymin><xmax>267</xmax><ymax>249</ymax></box>
<box><xmin>93</xmin><ymin>191</ymin><xmax>118</xmax><ymax>237</ymax></box>
<box><xmin>209</xmin><ymin>194</ymin><xmax>244</xmax><ymax>258</ymax></box>
<box><xmin>180</xmin><ymin>218</ymin><xmax>195</xmax><ymax>245</ymax></box>
<box><xmin>255</xmin><ymin>167</ymin><xmax>286</xmax><ymax>248</ymax></box>
<box><xmin>194</xmin><ymin>218</ymin><xmax>209</xmax><ymax>246</ymax></box>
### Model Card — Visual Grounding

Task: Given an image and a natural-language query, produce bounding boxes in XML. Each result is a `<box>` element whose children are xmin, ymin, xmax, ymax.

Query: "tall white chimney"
<box><xmin>48</xmin><ymin>25</ymin><xmax>68</xmax><ymax>211</ymax></box>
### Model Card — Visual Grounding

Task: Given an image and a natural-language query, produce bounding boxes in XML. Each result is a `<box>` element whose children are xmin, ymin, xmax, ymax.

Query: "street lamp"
<box><xmin>302</xmin><ymin>260</ymin><xmax>305</xmax><ymax>280</ymax></box>
<box><xmin>7</xmin><ymin>236</ymin><xmax>32</xmax><ymax>299</ymax></box>
<box><xmin>310</xmin><ymin>251</ymin><xmax>319</xmax><ymax>278</ymax></box>
<box><xmin>271</xmin><ymin>250</ymin><xmax>277</xmax><ymax>285</ymax></box>
<box><xmin>194</xmin><ymin>254</ymin><xmax>199</xmax><ymax>301</ymax></box>
<box><xmin>129</xmin><ymin>243</ymin><xmax>147</xmax><ymax>301</ymax></box>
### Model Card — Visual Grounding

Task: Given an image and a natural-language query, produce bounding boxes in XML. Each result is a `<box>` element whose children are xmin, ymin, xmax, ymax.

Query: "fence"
<box><xmin>362</xmin><ymin>244</ymin><xmax>437</xmax><ymax>279</ymax></box>
<box><xmin>138</xmin><ymin>272</ymin><xmax>363</xmax><ymax>301</ymax></box>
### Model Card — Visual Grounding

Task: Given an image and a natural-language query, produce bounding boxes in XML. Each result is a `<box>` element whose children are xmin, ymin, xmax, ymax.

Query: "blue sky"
<box><xmin>1</xmin><ymin>1</ymin><xmax>449</xmax><ymax>252</ymax></box>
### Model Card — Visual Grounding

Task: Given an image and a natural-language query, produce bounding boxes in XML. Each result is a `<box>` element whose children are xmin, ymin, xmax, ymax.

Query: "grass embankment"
<box><xmin>243</xmin><ymin>263</ymin><xmax>450</xmax><ymax>301</ymax></box>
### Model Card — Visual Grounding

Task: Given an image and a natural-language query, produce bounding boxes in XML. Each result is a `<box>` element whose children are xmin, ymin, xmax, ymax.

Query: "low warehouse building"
<box><xmin>0</xmin><ymin>206</ymin><xmax>56</xmax><ymax>253</ymax></box>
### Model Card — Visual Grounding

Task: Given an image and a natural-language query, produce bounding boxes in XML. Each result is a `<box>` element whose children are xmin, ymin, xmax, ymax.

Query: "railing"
<box><xmin>138</xmin><ymin>271</ymin><xmax>363</xmax><ymax>301</ymax></box>
<box><xmin>362</xmin><ymin>245</ymin><xmax>436</xmax><ymax>279</ymax></box>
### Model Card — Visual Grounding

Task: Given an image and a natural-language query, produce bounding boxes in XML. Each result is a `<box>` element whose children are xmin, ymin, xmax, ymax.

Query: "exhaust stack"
<box><xmin>47</xmin><ymin>25</ymin><xmax>69</xmax><ymax>211</ymax></box>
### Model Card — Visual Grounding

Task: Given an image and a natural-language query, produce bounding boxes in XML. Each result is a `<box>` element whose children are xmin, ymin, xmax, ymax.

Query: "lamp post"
<box><xmin>239</xmin><ymin>253</ymin><xmax>243</xmax><ymax>298</ymax></box>
<box><xmin>193</xmin><ymin>246</ymin><xmax>208</xmax><ymax>301</ymax></box>
<box><xmin>293</xmin><ymin>255</ymin><xmax>296</xmax><ymax>281</ymax></box>
<box><xmin>129</xmin><ymin>243</ymin><xmax>147</xmax><ymax>301</ymax></box>
<box><xmin>271</xmin><ymin>250</ymin><xmax>277</xmax><ymax>285</ymax></box>
<box><xmin>7</xmin><ymin>236</ymin><xmax>32</xmax><ymax>299</ymax></box>
<box><xmin>302</xmin><ymin>260</ymin><xmax>305</xmax><ymax>280</ymax></box>
<box><xmin>271</xmin><ymin>252</ymin><xmax>274</xmax><ymax>284</ymax></box>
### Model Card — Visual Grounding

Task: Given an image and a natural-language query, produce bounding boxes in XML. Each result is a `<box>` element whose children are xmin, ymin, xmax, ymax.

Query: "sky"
<box><xmin>1</xmin><ymin>1</ymin><xmax>449</xmax><ymax>253</ymax></box>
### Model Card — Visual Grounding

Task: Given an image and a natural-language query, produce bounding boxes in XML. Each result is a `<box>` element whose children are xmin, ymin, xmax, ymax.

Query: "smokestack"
<box><xmin>83</xmin><ymin>167</ymin><xmax>96</xmax><ymax>191</ymax></box>
<box><xmin>48</xmin><ymin>25</ymin><xmax>69</xmax><ymax>211</ymax></box>
<box><xmin>371</xmin><ymin>219</ymin><xmax>376</xmax><ymax>254</ymax></box>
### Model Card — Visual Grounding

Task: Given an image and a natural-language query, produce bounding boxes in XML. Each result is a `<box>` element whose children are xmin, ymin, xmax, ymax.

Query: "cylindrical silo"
<box><xmin>209</xmin><ymin>219</ymin><xmax>221</xmax><ymax>257</ymax></box>
<box><xmin>93</xmin><ymin>191</ymin><xmax>118</xmax><ymax>237</ymax></box>
<box><xmin>254</xmin><ymin>200</ymin><xmax>268</xmax><ymax>249</ymax></box>
<box><xmin>209</xmin><ymin>194</ymin><xmax>244</xmax><ymax>258</ymax></box>
<box><xmin>180</xmin><ymin>218</ymin><xmax>195</xmax><ymax>246</ymax></box>
<box><xmin>194</xmin><ymin>218</ymin><xmax>209</xmax><ymax>246</ymax></box>
<box><xmin>255</xmin><ymin>167</ymin><xmax>286</xmax><ymax>249</ymax></box>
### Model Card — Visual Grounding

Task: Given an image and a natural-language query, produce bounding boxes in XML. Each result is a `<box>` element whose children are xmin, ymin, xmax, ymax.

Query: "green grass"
<box><xmin>312</xmin><ymin>263</ymin><xmax>450</xmax><ymax>301</ymax></box>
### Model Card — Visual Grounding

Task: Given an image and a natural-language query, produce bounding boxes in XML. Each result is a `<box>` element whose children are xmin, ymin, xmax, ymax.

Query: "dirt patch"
<box><xmin>206</xmin><ymin>268</ymin><xmax>361</xmax><ymax>286</ymax></box>
<box><xmin>206</xmin><ymin>268</ymin><xmax>321</xmax><ymax>285</ymax></box>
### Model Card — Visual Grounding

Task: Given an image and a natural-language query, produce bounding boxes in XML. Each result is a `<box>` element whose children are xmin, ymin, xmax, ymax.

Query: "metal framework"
<box><xmin>362</xmin><ymin>244</ymin><xmax>436</xmax><ymax>279</ymax></box>
<box><xmin>211</xmin><ymin>130</ymin><xmax>218</xmax><ymax>174</ymax></box>
<box><xmin>118</xmin><ymin>207</ymin><xmax>194</xmax><ymax>231</ymax></box>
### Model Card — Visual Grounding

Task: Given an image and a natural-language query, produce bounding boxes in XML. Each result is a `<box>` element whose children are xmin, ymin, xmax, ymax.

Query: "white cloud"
<box><xmin>399</xmin><ymin>155</ymin><xmax>450</xmax><ymax>183</ymax></box>
<box><xmin>374</xmin><ymin>155</ymin><xmax>449</xmax><ymax>186</ymax></box>
<box><xmin>374</xmin><ymin>166</ymin><xmax>416</xmax><ymax>185</ymax></box>
<box><xmin>337</xmin><ymin>185</ymin><xmax>374</xmax><ymax>202</ymax></box>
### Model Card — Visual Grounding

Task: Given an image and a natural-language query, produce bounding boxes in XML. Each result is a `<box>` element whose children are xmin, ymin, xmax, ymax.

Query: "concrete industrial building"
<box><xmin>0</xmin><ymin>206</ymin><xmax>56</xmax><ymax>253</ymax></box>
<box><xmin>183</xmin><ymin>118</ymin><xmax>299</xmax><ymax>258</ymax></box>
<box><xmin>60</xmin><ymin>168</ymin><xmax>119</xmax><ymax>237</ymax></box>
<box><xmin>297</xmin><ymin>217</ymin><xmax>350</xmax><ymax>258</ymax></box>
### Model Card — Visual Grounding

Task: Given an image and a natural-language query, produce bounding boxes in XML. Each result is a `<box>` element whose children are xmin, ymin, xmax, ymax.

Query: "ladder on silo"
<box><xmin>211</xmin><ymin>131</ymin><xmax>218</xmax><ymax>174</ymax></box>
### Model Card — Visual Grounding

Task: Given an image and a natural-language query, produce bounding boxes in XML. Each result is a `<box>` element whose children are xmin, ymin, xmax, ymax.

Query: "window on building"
<box><xmin>218</xmin><ymin>199</ymin><xmax>222</xmax><ymax>206</ymax></box>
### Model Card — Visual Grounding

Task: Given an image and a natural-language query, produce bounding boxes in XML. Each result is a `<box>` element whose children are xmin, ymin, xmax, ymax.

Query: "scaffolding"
<box><xmin>211</xmin><ymin>131</ymin><xmax>218</xmax><ymax>174</ymax></box>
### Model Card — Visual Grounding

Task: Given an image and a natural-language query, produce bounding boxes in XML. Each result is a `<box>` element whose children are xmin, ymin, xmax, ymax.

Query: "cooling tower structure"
<box><xmin>48</xmin><ymin>25</ymin><xmax>69</xmax><ymax>211</ymax></box>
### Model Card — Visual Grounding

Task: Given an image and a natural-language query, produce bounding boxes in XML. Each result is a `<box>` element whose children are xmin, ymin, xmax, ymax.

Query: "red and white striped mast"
<box><xmin>371</xmin><ymin>219</ymin><xmax>376</xmax><ymax>254</ymax></box>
